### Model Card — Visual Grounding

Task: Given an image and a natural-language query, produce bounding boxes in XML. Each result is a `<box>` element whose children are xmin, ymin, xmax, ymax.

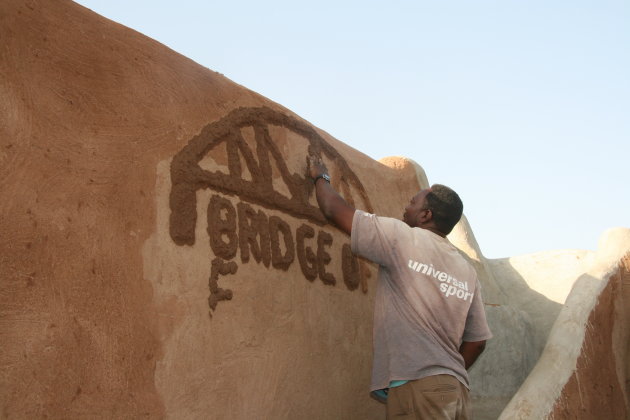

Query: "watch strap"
<box><xmin>313</xmin><ymin>173</ymin><xmax>331</xmax><ymax>184</ymax></box>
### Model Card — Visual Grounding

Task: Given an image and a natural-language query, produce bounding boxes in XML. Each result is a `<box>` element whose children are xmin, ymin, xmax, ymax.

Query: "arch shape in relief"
<box><xmin>169</xmin><ymin>106</ymin><xmax>374</xmax><ymax>246</ymax></box>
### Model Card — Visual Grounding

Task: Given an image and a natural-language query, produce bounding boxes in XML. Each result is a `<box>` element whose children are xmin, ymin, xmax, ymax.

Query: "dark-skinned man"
<box><xmin>307</xmin><ymin>155</ymin><xmax>491</xmax><ymax>420</ymax></box>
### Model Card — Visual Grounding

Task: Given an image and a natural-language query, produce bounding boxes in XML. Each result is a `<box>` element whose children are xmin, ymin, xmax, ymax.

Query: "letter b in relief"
<box><xmin>207</xmin><ymin>195</ymin><xmax>238</xmax><ymax>260</ymax></box>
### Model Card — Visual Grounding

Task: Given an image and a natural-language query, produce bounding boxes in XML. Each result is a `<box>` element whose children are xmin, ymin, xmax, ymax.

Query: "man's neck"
<box><xmin>420</xmin><ymin>225</ymin><xmax>446</xmax><ymax>238</ymax></box>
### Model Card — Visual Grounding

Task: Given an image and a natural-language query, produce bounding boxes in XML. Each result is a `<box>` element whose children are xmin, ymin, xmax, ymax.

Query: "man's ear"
<box><xmin>418</xmin><ymin>208</ymin><xmax>432</xmax><ymax>224</ymax></box>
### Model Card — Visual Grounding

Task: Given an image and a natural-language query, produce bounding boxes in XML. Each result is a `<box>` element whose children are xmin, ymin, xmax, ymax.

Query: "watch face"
<box><xmin>323</xmin><ymin>174</ymin><xmax>331</xmax><ymax>182</ymax></box>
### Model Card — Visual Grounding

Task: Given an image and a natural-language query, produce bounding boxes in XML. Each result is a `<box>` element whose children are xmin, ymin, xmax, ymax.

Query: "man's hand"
<box><xmin>306</xmin><ymin>154</ymin><xmax>355</xmax><ymax>235</ymax></box>
<box><xmin>307</xmin><ymin>155</ymin><xmax>329</xmax><ymax>181</ymax></box>
<box><xmin>459</xmin><ymin>340</ymin><xmax>486</xmax><ymax>370</ymax></box>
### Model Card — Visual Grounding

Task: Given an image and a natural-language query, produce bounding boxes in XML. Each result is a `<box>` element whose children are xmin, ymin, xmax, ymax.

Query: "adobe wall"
<box><xmin>498</xmin><ymin>231</ymin><xmax>630</xmax><ymax>419</ymax></box>
<box><xmin>142</xmin><ymin>108</ymin><xmax>422</xmax><ymax>419</ymax></box>
<box><xmin>2</xmin><ymin>1</ymin><xmax>629</xmax><ymax>419</ymax></box>
<box><xmin>0</xmin><ymin>1</ymin><xmax>412</xmax><ymax>418</ymax></box>
<box><xmin>447</xmin><ymin>207</ymin><xmax>630</xmax><ymax>419</ymax></box>
<box><xmin>548</xmin><ymin>259</ymin><xmax>628</xmax><ymax>419</ymax></box>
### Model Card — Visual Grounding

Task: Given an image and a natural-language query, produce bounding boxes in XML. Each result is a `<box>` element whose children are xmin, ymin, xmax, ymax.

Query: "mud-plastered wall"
<box><xmin>4</xmin><ymin>1</ymin><xmax>630</xmax><ymax>419</ymax></box>
<box><xmin>548</xmin><ymin>258</ymin><xmax>629</xmax><ymax>419</ymax></box>
<box><xmin>497</xmin><ymin>231</ymin><xmax>630</xmax><ymax>419</ymax></box>
<box><xmin>0</xmin><ymin>1</ymin><xmax>425</xmax><ymax>418</ymax></box>
<box><xmin>142</xmin><ymin>106</ymin><xmax>417</xmax><ymax>419</ymax></box>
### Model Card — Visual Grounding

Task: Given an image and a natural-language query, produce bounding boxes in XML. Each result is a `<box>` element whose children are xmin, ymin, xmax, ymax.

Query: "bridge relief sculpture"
<box><xmin>169</xmin><ymin>107</ymin><xmax>374</xmax><ymax>315</ymax></box>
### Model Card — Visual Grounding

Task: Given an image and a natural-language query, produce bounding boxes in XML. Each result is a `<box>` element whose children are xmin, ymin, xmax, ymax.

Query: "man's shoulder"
<box><xmin>354</xmin><ymin>211</ymin><xmax>408</xmax><ymax>231</ymax></box>
<box><xmin>352</xmin><ymin>211</ymin><xmax>414</xmax><ymax>249</ymax></box>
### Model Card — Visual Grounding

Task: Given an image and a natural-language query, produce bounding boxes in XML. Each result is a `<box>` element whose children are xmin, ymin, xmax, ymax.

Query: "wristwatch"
<box><xmin>313</xmin><ymin>173</ymin><xmax>331</xmax><ymax>184</ymax></box>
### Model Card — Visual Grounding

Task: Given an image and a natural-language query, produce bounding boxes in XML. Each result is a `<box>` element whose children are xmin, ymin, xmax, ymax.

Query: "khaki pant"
<box><xmin>386</xmin><ymin>375</ymin><xmax>471</xmax><ymax>420</ymax></box>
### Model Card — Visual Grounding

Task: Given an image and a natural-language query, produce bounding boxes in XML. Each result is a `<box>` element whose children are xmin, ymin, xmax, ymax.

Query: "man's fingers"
<box><xmin>307</xmin><ymin>154</ymin><xmax>327</xmax><ymax>179</ymax></box>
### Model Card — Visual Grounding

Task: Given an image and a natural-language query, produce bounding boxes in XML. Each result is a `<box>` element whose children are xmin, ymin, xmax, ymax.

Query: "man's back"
<box><xmin>307</xmin><ymin>155</ymin><xmax>491</xmax><ymax>418</ymax></box>
<box><xmin>350</xmin><ymin>211</ymin><xmax>491</xmax><ymax>392</ymax></box>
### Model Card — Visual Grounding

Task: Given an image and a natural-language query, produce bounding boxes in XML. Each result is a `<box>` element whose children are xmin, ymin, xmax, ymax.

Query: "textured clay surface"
<box><xmin>6</xmin><ymin>1</ymin><xmax>628</xmax><ymax>419</ymax></box>
<box><xmin>0</xmin><ymin>0</ymin><xmax>418</xmax><ymax>418</ymax></box>
<box><xmin>549</xmin><ymin>257</ymin><xmax>630</xmax><ymax>420</ymax></box>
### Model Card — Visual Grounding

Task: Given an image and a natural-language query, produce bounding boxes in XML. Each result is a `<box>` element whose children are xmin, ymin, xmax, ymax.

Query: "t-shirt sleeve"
<box><xmin>462</xmin><ymin>282</ymin><xmax>493</xmax><ymax>342</ymax></box>
<box><xmin>350</xmin><ymin>210</ymin><xmax>406</xmax><ymax>267</ymax></box>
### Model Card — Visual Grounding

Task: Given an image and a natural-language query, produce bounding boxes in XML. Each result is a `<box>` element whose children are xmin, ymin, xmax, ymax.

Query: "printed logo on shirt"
<box><xmin>408</xmin><ymin>260</ymin><xmax>473</xmax><ymax>302</ymax></box>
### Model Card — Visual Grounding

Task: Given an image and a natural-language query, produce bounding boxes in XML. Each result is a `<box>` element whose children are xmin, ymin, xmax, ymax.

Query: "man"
<box><xmin>307</xmin><ymin>155</ymin><xmax>492</xmax><ymax>420</ymax></box>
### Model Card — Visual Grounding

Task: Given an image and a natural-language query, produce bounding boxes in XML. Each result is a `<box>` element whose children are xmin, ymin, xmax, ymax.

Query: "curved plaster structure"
<box><xmin>498</xmin><ymin>230</ymin><xmax>630</xmax><ymax>419</ymax></box>
<box><xmin>1</xmin><ymin>1</ymin><xmax>628</xmax><ymax>419</ymax></box>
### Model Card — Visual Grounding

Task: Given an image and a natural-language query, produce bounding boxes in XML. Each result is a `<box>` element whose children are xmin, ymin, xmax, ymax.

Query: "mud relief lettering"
<box><xmin>296</xmin><ymin>224</ymin><xmax>318</xmax><ymax>281</ymax></box>
<box><xmin>169</xmin><ymin>107</ymin><xmax>375</xmax><ymax>314</ymax></box>
<box><xmin>208</xmin><ymin>195</ymin><xmax>238</xmax><ymax>260</ymax></box>
<box><xmin>316</xmin><ymin>231</ymin><xmax>335</xmax><ymax>285</ymax></box>
<box><xmin>342</xmin><ymin>243</ymin><xmax>360</xmax><ymax>291</ymax></box>
<box><xmin>206</xmin><ymin>194</ymin><xmax>359</xmax><ymax>288</ymax></box>
<box><xmin>208</xmin><ymin>257</ymin><xmax>238</xmax><ymax>312</ymax></box>
<box><xmin>268</xmin><ymin>215</ymin><xmax>294</xmax><ymax>271</ymax></box>
<box><xmin>237</xmin><ymin>202</ymin><xmax>270</xmax><ymax>267</ymax></box>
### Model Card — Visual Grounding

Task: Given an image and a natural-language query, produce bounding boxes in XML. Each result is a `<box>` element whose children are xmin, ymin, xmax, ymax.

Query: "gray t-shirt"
<box><xmin>351</xmin><ymin>210</ymin><xmax>492</xmax><ymax>391</ymax></box>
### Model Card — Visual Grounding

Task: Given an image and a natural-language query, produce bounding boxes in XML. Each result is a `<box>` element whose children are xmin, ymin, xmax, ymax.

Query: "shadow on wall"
<box><xmin>467</xmin><ymin>257</ymin><xmax>564</xmax><ymax>420</ymax></box>
<box><xmin>547</xmin><ymin>264</ymin><xmax>629</xmax><ymax>419</ymax></box>
<box><xmin>498</xmin><ymin>254</ymin><xmax>630</xmax><ymax>419</ymax></box>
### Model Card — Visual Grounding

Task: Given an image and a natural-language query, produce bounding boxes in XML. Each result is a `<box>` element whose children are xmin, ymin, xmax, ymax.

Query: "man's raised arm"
<box><xmin>307</xmin><ymin>155</ymin><xmax>356</xmax><ymax>235</ymax></box>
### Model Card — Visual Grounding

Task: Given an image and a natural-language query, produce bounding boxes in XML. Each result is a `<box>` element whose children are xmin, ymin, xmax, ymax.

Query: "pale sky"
<box><xmin>74</xmin><ymin>0</ymin><xmax>629</xmax><ymax>258</ymax></box>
